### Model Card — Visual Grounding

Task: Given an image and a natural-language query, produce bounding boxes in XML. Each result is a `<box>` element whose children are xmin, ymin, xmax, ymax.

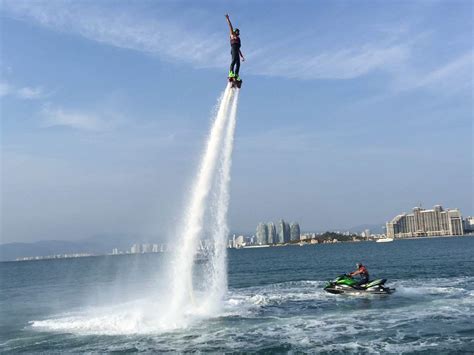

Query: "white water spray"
<box><xmin>24</xmin><ymin>85</ymin><xmax>240</xmax><ymax>336</ymax></box>
<box><xmin>167</xmin><ymin>84</ymin><xmax>239</xmax><ymax>322</ymax></box>
<box><xmin>205</xmin><ymin>89</ymin><xmax>240</xmax><ymax>311</ymax></box>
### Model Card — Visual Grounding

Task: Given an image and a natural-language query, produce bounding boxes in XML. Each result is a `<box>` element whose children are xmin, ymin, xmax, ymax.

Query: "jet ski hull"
<box><xmin>324</xmin><ymin>284</ymin><xmax>395</xmax><ymax>295</ymax></box>
<box><xmin>324</xmin><ymin>275</ymin><xmax>395</xmax><ymax>295</ymax></box>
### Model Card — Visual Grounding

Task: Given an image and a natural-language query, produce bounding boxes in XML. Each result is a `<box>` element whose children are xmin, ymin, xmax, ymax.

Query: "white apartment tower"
<box><xmin>386</xmin><ymin>205</ymin><xmax>464</xmax><ymax>238</ymax></box>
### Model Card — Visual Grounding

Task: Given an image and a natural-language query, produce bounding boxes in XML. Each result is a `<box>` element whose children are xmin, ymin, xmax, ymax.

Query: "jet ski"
<box><xmin>324</xmin><ymin>274</ymin><xmax>395</xmax><ymax>295</ymax></box>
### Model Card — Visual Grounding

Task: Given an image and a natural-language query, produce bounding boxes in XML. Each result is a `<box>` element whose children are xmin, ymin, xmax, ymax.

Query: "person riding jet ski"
<box><xmin>324</xmin><ymin>263</ymin><xmax>395</xmax><ymax>295</ymax></box>
<box><xmin>350</xmin><ymin>263</ymin><xmax>369</xmax><ymax>286</ymax></box>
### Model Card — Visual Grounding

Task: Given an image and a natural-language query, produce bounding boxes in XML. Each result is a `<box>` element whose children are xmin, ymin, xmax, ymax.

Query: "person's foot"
<box><xmin>228</xmin><ymin>71</ymin><xmax>235</xmax><ymax>78</ymax></box>
<box><xmin>236</xmin><ymin>75</ymin><xmax>241</xmax><ymax>81</ymax></box>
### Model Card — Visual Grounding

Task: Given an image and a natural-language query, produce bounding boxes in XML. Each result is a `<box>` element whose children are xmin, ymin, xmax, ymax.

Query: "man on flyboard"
<box><xmin>225</xmin><ymin>14</ymin><xmax>245</xmax><ymax>88</ymax></box>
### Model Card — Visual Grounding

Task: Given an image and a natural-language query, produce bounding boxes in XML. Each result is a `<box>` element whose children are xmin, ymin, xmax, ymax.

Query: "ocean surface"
<box><xmin>1</xmin><ymin>236</ymin><xmax>473</xmax><ymax>353</ymax></box>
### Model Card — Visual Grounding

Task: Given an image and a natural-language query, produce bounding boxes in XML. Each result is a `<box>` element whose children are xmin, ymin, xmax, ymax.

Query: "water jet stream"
<box><xmin>205</xmin><ymin>88</ymin><xmax>240</xmax><ymax>312</ymax></box>
<box><xmin>166</xmin><ymin>84</ymin><xmax>239</xmax><ymax>323</ymax></box>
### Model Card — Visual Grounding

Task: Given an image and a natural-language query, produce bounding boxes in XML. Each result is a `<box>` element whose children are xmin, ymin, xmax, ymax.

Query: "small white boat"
<box><xmin>242</xmin><ymin>244</ymin><xmax>270</xmax><ymax>248</ymax></box>
<box><xmin>376</xmin><ymin>238</ymin><xmax>394</xmax><ymax>243</ymax></box>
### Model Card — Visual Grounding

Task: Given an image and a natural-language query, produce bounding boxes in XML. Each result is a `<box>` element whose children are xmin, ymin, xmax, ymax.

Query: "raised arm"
<box><xmin>225</xmin><ymin>14</ymin><xmax>234</xmax><ymax>35</ymax></box>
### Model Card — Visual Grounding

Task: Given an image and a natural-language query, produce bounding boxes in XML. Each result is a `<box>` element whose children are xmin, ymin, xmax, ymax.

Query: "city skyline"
<box><xmin>256</xmin><ymin>219</ymin><xmax>301</xmax><ymax>245</ymax></box>
<box><xmin>7</xmin><ymin>208</ymin><xmax>473</xmax><ymax>260</ymax></box>
<box><xmin>0</xmin><ymin>202</ymin><xmax>470</xmax><ymax>247</ymax></box>
<box><xmin>1</xmin><ymin>1</ymin><xmax>472</xmax><ymax>244</ymax></box>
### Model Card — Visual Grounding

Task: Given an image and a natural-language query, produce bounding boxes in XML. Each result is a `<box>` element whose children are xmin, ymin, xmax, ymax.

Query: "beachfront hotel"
<box><xmin>386</xmin><ymin>205</ymin><xmax>464</xmax><ymax>238</ymax></box>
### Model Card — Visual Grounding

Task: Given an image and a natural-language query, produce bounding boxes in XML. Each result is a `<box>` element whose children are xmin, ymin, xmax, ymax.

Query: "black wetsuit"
<box><xmin>230</xmin><ymin>35</ymin><xmax>241</xmax><ymax>75</ymax></box>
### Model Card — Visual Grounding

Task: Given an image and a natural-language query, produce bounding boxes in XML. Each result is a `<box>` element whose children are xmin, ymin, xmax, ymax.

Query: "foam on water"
<box><xmin>30</xmin><ymin>298</ymin><xmax>180</xmax><ymax>335</ymax></box>
<box><xmin>29</xmin><ymin>275</ymin><xmax>473</xmax><ymax>351</ymax></box>
<box><xmin>23</xmin><ymin>274</ymin><xmax>474</xmax><ymax>352</ymax></box>
<box><xmin>211</xmin><ymin>276</ymin><xmax>473</xmax><ymax>352</ymax></box>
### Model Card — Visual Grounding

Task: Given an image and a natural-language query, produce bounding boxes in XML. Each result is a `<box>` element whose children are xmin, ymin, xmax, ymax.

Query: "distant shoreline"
<box><xmin>232</xmin><ymin>234</ymin><xmax>473</xmax><ymax>250</ymax></box>
<box><xmin>395</xmin><ymin>234</ymin><xmax>471</xmax><ymax>241</ymax></box>
<box><xmin>3</xmin><ymin>235</ymin><xmax>472</xmax><ymax>263</ymax></box>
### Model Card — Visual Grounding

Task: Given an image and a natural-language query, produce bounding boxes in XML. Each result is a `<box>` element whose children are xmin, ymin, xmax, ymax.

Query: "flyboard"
<box><xmin>228</xmin><ymin>76</ymin><xmax>242</xmax><ymax>88</ymax></box>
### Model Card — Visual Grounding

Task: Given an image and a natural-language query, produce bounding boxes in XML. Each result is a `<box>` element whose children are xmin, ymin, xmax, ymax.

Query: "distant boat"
<box><xmin>376</xmin><ymin>238</ymin><xmax>394</xmax><ymax>243</ymax></box>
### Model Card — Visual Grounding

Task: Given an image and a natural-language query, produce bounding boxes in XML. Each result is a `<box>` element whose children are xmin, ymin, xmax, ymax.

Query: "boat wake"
<box><xmin>28</xmin><ymin>275</ymin><xmax>473</xmax><ymax>353</ymax></box>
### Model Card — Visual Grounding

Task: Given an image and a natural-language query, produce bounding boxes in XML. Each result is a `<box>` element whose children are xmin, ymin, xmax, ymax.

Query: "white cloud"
<box><xmin>17</xmin><ymin>86</ymin><xmax>45</xmax><ymax>99</ymax></box>
<box><xmin>40</xmin><ymin>104</ymin><xmax>114</xmax><ymax>131</ymax></box>
<box><xmin>0</xmin><ymin>82</ymin><xmax>12</xmax><ymax>96</ymax></box>
<box><xmin>388</xmin><ymin>51</ymin><xmax>473</xmax><ymax>95</ymax></box>
<box><xmin>0</xmin><ymin>81</ymin><xmax>45</xmax><ymax>99</ymax></box>
<box><xmin>2</xmin><ymin>1</ymin><xmax>227</xmax><ymax>69</ymax></box>
<box><xmin>413</xmin><ymin>51</ymin><xmax>473</xmax><ymax>93</ymax></box>
<box><xmin>1</xmin><ymin>0</ymin><xmax>409</xmax><ymax>80</ymax></box>
<box><xmin>2</xmin><ymin>0</ymin><xmax>470</xmax><ymax>95</ymax></box>
<box><xmin>247</xmin><ymin>44</ymin><xmax>410</xmax><ymax>80</ymax></box>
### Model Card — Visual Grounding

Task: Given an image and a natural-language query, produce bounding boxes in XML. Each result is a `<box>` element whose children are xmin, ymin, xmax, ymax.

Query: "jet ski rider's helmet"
<box><xmin>234</xmin><ymin>28</ymin><xmax>240</xmax><ymax>35</ymax></box>
<box><xmin>356</xmin><ymin>263</ymin><xmax>362</xmax><ymax>268</ymax></box>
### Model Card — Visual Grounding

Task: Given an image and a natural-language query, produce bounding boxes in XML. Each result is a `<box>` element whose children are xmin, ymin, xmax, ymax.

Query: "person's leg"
<box><xmin>230</xmin><ymin>49</ymin><xmax>238</xmax><ymax>76</ymax></box>
<box><xmin>235</xmin><ymin>55</ymin><xmax>240</xmax><ymax>77</ymax></box>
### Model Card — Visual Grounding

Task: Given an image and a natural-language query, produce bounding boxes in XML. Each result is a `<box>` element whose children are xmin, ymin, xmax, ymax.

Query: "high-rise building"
<box><xmin>290</xmin><ymin>222</ymin><xmax>300</xmax><ymax>242</ymax></box>
<box><xmin>142</xmin><ymin>244</ymin><xmax>152</xmax><ymax>253</ymax></box>
<box><xmin>235</xmin><ymin>235</ymin><xmax>245</xmax><ymax>248</ymax></box>
<box><xmin>130</xmin><ymin>244</ymin><xmax>141</xmax><ymax>254</ymax></box>
<box><xmin>386</xmin><ymin>205</ymin><xmax>464</xmax><ymax>238</ymax></box>
<box><xmin>256</xmin><ymin>223</ymin><xmax>268</xmax><ymax>245</ymax></box>
<box><xmin>267</xmin><ymin>222</ymin><xmax>277</xmax><ymax>244</ymax></box>
<box><xmin>276</xmin><ymin>219</ymin><xmax>291</xmax><ymax>243</ymax></box>
<box><xmin>464</xmin><ymin>217</ymin><xmax>474</xmax><ymax>233</ymax></box>
<box><xmin>277</xmin><ymin>219</ymin><xmax>286</xmax><ymax>244</ymax></box>
<box><xmin>284</xmin><ymin>221</ymin><xmax>291</xmax><ymax>243</ymax></box>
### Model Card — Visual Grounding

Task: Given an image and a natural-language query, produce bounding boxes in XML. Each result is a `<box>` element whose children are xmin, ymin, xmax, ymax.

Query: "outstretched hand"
<box><xmin>225</xmin><ymin>14</ymin><xmax>229</xmax><ymax>19</ymax></box>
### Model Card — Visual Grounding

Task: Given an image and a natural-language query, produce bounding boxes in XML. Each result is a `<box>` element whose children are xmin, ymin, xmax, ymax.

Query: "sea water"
<box><xmin>1</xmin><ymin>237</ymin><xmax>473</xmax><ymax>352</ymax></box>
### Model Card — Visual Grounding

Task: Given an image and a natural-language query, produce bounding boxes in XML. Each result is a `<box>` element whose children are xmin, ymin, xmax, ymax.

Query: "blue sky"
<box><xmin>1</xmin><ymin>0</ymin><xmax>472</xmax><ymax>243</ymax></box>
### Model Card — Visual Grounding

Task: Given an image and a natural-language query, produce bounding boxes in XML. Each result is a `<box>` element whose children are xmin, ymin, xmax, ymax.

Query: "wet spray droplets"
<box><xmin>167</xmin><ymin>84</ymin><xmax>240</xmax><ymax>324</ymax></box>
<box><xmin>26</xmin><ymin>85</ymin><xmax>241</xmax><ymax>335</ymax></box>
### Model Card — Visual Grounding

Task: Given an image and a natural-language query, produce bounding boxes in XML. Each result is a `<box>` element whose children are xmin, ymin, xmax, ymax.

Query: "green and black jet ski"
<box><xmin>324</xmin><ymin>274</ymin><xmax>395</xmax><ymax>295</ymax></box>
